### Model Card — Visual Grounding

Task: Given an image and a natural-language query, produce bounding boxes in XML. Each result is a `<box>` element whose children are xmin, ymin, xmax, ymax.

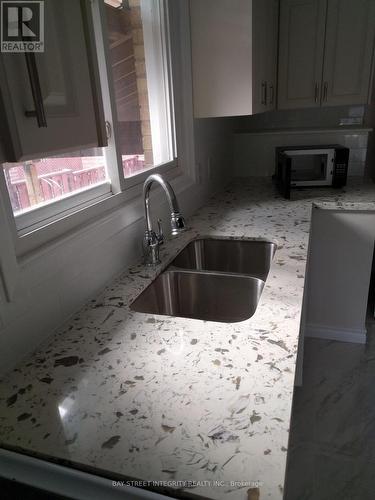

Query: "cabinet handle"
<box><xmin>314</xmin><ymin>82</ymin><xmax>320</xmax><ymax>103</ymax></box>
<box><xmin>261</xmin><ymin>81</ymin><xmax>267</xmax><ymax>105</ymax></box>
<box><xmin>24</xmin><ymin>53</ymin><xmax>47</xmax><ymax>128</ymax></box>
<box><xmin>269</xmin><ymin>84</ymin><xmax>274</xmax><ymax>105</ymax></box>
<box><xmin>265</xmin><ymin>82</ymin><xmax>268</xmax><ymax>105</ymax></box>
<box><xmin>323</xmin><ymin>81</ymin><xmax>328</xmax><ymax>102</ymax></box>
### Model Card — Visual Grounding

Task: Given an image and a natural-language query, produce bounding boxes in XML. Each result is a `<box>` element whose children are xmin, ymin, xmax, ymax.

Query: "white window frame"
<box><xmin>0</xmin><ymin>0</ymin><xmax>195</xmax><ymax>264</ymax></box>
<box><xmin>141</xmin><ymin>0</ymin><xmax>176</xmax><ymax>167</ymax></box>
<box><xmin>15</xmin><ymin>182</ymin><xmax>112</xmax><ymax>235</ymax></box>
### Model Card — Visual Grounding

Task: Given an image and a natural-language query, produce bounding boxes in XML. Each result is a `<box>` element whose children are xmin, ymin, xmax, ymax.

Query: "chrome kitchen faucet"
<box><xmin>142</xmin><ymin>174</ymin><xmax>186</xmax><ymax>266</ymax></box>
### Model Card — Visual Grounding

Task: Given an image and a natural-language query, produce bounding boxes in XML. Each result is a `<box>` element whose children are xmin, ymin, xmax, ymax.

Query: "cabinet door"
<box><xmin>190</xmin><ymin>0</ymin><xmax>253</xmax><ymax>118</ymax></box>
<box><xmin>322</xmin><ymin>0</ymin><xmax>375</xmax><ymax>106</ymax></box>
<box><xmin>265</xmin><ymin>0</ymin><xmax>279</xmax><ymax>111</ymax></box>
<box><xmin>278</xmin><ymin>0</ymin><xmax>327</xmax><ymax>109</ymax></box>
<box><xmin>0</xmin><ymin>0</ymin><xmax>106</xmax><ymax>162</ymax></box>
<box><xmin>252</xmin><ymin>0</ymin><xmax>279</xmax><ymax>113</ymax></box>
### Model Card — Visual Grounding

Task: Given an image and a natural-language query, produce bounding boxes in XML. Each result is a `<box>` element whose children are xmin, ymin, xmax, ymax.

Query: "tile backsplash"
<box><xmin>234</xmin><ymin>129</ymin><xmax>370</xmax><ymax>177</ymax></box>
<box><xmin>235</xmin><ymin>105</ymin><xmax>366</xmax><ymax>132</ymax></box>
<box><xmin>233</xmin><ymin>104</ymin><xmax>372</xmax><ymax>178</ymax></box>
<box><xmin>344</xmin><ymin>133</ymin><xmax>369</xmax><ymax>176</ymax></box>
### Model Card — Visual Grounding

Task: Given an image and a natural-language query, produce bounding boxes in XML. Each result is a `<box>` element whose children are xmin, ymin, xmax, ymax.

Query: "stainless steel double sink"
<box><xmin>131</xmin><ymin>238</ymin><xmax>276</xmax><ymax>323</ymax></box>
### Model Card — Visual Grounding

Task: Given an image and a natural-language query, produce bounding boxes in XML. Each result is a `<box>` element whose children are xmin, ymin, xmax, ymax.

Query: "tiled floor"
<box><xmin>285</xmin><ymin>318</ymin><xmax>375</xmax><ymax>500</ymax></box>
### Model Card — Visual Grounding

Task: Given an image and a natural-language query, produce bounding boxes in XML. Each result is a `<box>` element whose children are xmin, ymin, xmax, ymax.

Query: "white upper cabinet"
<box><xmin>278</xmin><ymin>0</ymin><xmax>326</xmax><ymax>109</ymax></box>
<box><xmin>278</xmin><ymin>0</ymin><xmax>375</xmax><ymax>109</ymax></box>
<box><xmin>0</xmin><ymin>0</ymin><xmax>106</xmax><ymax>162</ymax></box>
<box><xmin>190</xmin><ymin>0</ymin><xmax>279</xmax><ymax>118</ymax></box>
<box><xmin>322</xmin><ymin>0</ymin><xmax>375</xmax><ymax>106</ymax></box>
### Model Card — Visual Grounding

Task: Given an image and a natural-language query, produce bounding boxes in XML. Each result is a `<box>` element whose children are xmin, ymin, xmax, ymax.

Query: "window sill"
<box><xmin>123</xmin><ymin>159</ymin><xmax>177</xmax><ymax>189</ymax></box>
<box><xmin>16</xmin><ymin>163</ymin><xmax>193</xmax><ymax>260</ymax></box>
<box><xmin>16</xmin><ymin>182</ymin><xmax>112</xmax><ymax>235</ymax></box>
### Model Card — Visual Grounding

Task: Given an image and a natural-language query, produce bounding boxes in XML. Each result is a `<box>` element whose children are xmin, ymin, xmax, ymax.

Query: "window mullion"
<box><xmin>161</xmin><ymin>0</ymin><xmax>177</xmax><ymax>160</ymax></box>
<box><xmin>91</xmin><ymin>0</ymin><xmax>126</xmax><ymax>194</ymax></box>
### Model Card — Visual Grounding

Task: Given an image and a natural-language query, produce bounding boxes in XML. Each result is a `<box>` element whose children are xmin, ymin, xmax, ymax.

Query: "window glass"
<box><xmin>2</xmin><ymin>148</ymin><xmax>106</xmax><ymax>215</ymax></box>
<box><xmin>1</xmin><ymin>0</ymin><xmax>175</xmax><ymax>221</ymax></box>
<box><xmin>104</xmin><ymin>0</ymin><xmax>174</xmax><ymax>178</ymax></box>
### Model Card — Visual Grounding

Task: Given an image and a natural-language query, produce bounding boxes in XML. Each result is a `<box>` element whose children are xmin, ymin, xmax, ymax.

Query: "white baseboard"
<box><xmin>305</xmin><ymin>323</ymin><xmax>367</xmax><ymax>344</ymax></box>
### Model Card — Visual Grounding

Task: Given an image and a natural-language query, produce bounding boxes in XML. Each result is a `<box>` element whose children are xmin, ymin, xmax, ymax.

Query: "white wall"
<box><xmin>194</xmin><ymin>117</ymin><xmax>234</xmax><ymax>184</ymax></box>
<box><xmin>0</xmin><ymin>117</ymin><xmax>234</xmax><ymax>376</ymax></box>
<box><xmin>304</xmin><ymin>207</ymin><xmax>375</xmax><ymax>343</ymax></box>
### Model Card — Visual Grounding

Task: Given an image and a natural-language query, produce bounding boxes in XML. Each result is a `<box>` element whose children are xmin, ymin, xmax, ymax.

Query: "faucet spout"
<box><xmin>143</xmin><ymin>174</ymin><xmax>186</xmax><ymax>265</ymax></box>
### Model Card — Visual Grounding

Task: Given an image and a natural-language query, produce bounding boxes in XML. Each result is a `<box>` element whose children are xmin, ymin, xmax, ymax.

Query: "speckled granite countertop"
<box><xmin>0</xmin><ymin>178</ymin><xmax>374</xmax><ymax>500</ymax></box>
